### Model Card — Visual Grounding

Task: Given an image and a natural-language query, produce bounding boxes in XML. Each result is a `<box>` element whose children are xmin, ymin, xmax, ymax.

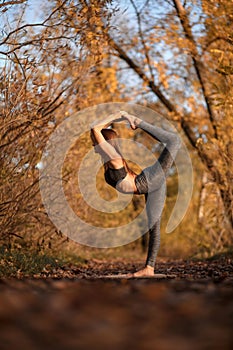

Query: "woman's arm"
<box><xmin>90</xmin><ymin>112</ymin><xmax>125</xmax><ymax>167</ymax></box>
<box><xmin>120</xmin><ymin>111</ymin><xmax>180</xmax><ymax>146</ymax></box>
<box><xmin>91</xmin><ymin>111</ymin><xmax>140</xmax><ymax>131</ymax></box>
<box><xmin>90</xmin><ymin>111</ymin><xmax>124</xmax><ymax>144</ymax></box>
<box><xmin>90</xmin><ymin>112</ymin><xmax>124</xmax><ymax>130</ymax></box>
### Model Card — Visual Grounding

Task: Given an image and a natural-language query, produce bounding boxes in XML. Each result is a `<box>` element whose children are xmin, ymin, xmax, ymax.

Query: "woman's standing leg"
<box><xmin>132</xmin><ymin>184</ymin><xmax>166</xmax><ymax>277</ymax></box>
<box><xmin>145</xmin><ymin>219</ymin><xmax>161</xmax><ymax>267</ymax></box>
<box><xmin>133</xmin><ymin>120</ymin><xmax>181</xmax><ymax>276</ymax></box>
<box><xmin>145</xmin><ymin>183</ymin><xmax>166</xmax><ymax>268</ymax></box>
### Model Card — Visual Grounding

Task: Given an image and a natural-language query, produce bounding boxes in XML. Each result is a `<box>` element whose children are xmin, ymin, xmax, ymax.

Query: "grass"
<box><xmin>0</xmin><ymin>245</ymin><xmax>61</xmax><ymax>278</ymax></box>
<box><xmin>0</xmin><ymin>237</ymin><xmax>150</xmax><ymax>278</ymax></box>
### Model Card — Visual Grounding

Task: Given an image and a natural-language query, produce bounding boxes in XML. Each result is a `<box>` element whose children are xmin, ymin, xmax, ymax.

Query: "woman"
<box><xmin>90</xmin><ymin>111</ymin><xmax>181</xmax><ymax>277</ymax></box>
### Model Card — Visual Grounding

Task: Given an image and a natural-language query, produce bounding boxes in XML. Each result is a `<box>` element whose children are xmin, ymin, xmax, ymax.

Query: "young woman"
<box><xmin>90</xmin><ymin>111</ymin><xmax>181</xmax><ymax>277</ymax></box>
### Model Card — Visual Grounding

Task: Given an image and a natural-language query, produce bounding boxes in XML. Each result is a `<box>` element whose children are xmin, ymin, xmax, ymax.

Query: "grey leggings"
<box><xmin>135</xmin><ymin>121</ymin><xmax>181</xmax><ymax>268</ymax></box>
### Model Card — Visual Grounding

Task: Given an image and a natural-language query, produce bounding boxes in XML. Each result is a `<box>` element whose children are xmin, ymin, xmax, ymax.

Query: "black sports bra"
<box><xmin>104</xmin><ymin>166</ymin><xmax>127</xmax><ymax>188</ymax></box>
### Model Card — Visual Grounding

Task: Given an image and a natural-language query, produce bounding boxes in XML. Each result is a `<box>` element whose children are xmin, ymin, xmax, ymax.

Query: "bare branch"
<box><xmin>129</xmin><ymin>0</ymin><xmax>154</xmax><ymax>80</ymax></box>
<box><xmin>139</xmin><ymin>0</ymin><xmax>150</xmax><ymax>14</ymax></box>
<box><xmin>42</xmin><ymin>0</ymin><xmax>69</xmax><ymax>24</ymax></box>
<box><xmin>0</xmin><ymin>0</ymin><xmax>26</xmax><ymax>8</ymax></box>
<box><xmin>0</xmin><ymin>34</ymin><xmax>76</xmax><ymax>55</ymax></box>
<box><xmin>108</xmin><ymin>34</ymin><xmax>177</xmax><ymax>113</ymax></box>
<box><xmin>0</xmin><ymin>121</ymin><xmax>32</xmax><ymax>149</ymax></box>
<box><xmin>204</xmin><ymin>36</ymin><xmax>233</xmax><ymax>52</ymax></box>
<box><xmin>7</xmin><ymin>232</ymin><xmax>23</xmax><ymax>239</ymax></box>
<box><xmin>13</xmin><ymin>51</ymin><xmax>26</xmax><ymax>78</ymax></box>
<box><xmin>0</xmin><ymin>0</ymin><xmax>70</xmax><ymax>47</ymax></box>
<box><xmin>39</xmin><ymin>74</ymin><xmax>83</xmax><ymax>117</ymax></box>
<box><xmin>172</xmin><ymin>0</ymin><xmax>218</xmax><ymax>139</ymax></box>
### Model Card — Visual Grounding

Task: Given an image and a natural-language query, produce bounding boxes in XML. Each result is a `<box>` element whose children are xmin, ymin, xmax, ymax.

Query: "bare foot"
<box><xmin>131</xmin><ymin>265</ymin><xmax>155</xmax><ymax>277</ymax></box>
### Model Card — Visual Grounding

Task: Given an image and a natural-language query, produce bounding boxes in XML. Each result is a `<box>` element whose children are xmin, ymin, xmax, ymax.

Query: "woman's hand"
<box><xmin>119</xmin><ymin>111</ymin><xmax>141</xmax><ymax>130</ymax></box>
<box><xmin>90</xmin><ymin>111</ymin><xmax>141</xmax><ymax>130</ymax></box>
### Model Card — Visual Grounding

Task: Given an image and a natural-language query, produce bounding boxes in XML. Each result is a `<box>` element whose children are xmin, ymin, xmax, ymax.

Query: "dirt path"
<box><xmin>0</xmin><ymin>258</ymin><xmax>233</xmax><ymax>350</ymax></box>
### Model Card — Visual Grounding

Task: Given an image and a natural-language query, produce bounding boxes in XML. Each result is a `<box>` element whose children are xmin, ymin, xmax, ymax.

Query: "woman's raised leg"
<box><xmin>138</xmin><ymin>120</ymin><xmax>181</xmax><ymax>192</ymax></box>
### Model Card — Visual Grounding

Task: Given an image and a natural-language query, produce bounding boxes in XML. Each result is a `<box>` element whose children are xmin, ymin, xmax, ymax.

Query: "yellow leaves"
<box><xmin>157</xmin><ymin>63</ymin><xmax>169</xmax><ymax>89</ymax></box>
<box><xmin>196</xmin><ymin>137</ymin><xmax>203</xmax><ymax>148</ymax></box>
<box><xmin>86</xmin><ymin>31</ymin><xmax>94</xmax><ymax>40</ymax></box>
<box><xmin>210</xmin><ymin>49</ymin><xmax>224</xmax><ymax>55</ymax></box>
<box><xmin>132</xmin><ymin>36</ymin><xmax>139</xmax><ymax>46</ymax></box>
<box><xmin>81</xmin><ymin>6</ymin><xmax>88</xmax><ymax>14</ymax></box>
<box><xmin>167</xmin><ymin>111</ymin><xmax>180</xmax><ymax>122</ymax></box>
<box><xmin>142</xmin><ymin>80</ymin><xmax>149</xmax><ymax>89</ymax></box>
<box><xmin>162</xmin><ymin>78</ymin><xmax>169</xmax><ymax>89</ymax></box>
<box><xmin>82</xmin><ymin>58</ymin><xmax>122</xmax><ymax>104</ymax></box>
<box><xmin>89</xmin><ymin>16</ymin><xmax>103</xmax><ymax>27</ymax></box>
<box><xmin>210</xmin><ymin>49</ymin><xmax>224</xmax><ymax>65</ymax></box>
<box><xmin>170</xmin><ymin>23</ymin><xmax>179</xmax><ymax>33</ymax></box>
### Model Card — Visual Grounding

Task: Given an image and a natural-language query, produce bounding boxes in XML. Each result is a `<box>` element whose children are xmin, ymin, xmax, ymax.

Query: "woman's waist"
<box><xmin>134</xmin><ymin>171</ymin><xmax>148</xmax><ymax>194</ymax></box>
<box><xmin>113</xmin><ymin>173</ymin><xmax>138</xmax><ymax>194</ymax></box>
<box><xmin>117</xmin><ymin>172</ymin><xmax>148</xmax><ymax>194</ymax></box>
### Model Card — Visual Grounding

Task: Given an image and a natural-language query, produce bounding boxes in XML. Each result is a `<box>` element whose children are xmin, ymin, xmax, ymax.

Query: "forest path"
<box><xmin>0</xmin><ymin>257</ymin><xmax>233</xmax><ymax>350</ymax></box>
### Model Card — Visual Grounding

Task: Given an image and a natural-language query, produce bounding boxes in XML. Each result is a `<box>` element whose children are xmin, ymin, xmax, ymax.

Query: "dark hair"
<box><xmin>101</xmin><ymin>128</ymin><xmax>136</xmax><ymax>175</ymax></box>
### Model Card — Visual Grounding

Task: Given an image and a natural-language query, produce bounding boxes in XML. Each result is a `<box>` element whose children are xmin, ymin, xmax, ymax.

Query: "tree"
<box><xmin>0</xmin><ymin>0</ymin><xmax>113</xmax><ymax>248</ymax></box>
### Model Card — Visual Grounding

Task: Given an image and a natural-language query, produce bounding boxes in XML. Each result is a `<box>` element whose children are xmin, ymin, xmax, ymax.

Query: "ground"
<box><xmin>0</xmin><ymin>256</ymin><xmax>233</xmax><ymax>349</ymax></box>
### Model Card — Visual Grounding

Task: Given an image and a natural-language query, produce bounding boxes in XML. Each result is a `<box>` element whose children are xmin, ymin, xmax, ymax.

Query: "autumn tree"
<box><xmin>0</xmin><ymin>0</ymin><xmax>113</xmax><ymax>248</ymax></box>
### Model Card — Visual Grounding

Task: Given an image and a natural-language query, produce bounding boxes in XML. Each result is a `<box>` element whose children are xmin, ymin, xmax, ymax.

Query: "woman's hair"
<box><xmin>101</xmin><ymin>128</ymin><xmax>121</xmax><ymax>155</ymax></box>
<box><xmin>101</xmin><ymin>128</ymin><xmax>135</xmax><ymax>175</ymax></box>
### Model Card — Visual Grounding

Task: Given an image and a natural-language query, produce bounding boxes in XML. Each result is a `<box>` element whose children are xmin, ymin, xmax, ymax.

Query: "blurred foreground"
<box><xmin>0</xmin><ymin>258</ymin><xmax>233</xmax><ymax>350</ymax></box>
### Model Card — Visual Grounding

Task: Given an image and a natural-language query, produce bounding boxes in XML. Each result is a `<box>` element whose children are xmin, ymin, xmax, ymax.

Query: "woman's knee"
<box><xmin>167</xmin><ymin>133</ymin><xmax>181</xmax><ymax>149</ymax></box>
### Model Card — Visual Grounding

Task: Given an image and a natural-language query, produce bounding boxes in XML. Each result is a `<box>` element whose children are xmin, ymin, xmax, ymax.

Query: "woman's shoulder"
<box><xmin>105</xmin><ymin>158</ymin><xmax>125</xmax><ymax>170</ymax></box>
